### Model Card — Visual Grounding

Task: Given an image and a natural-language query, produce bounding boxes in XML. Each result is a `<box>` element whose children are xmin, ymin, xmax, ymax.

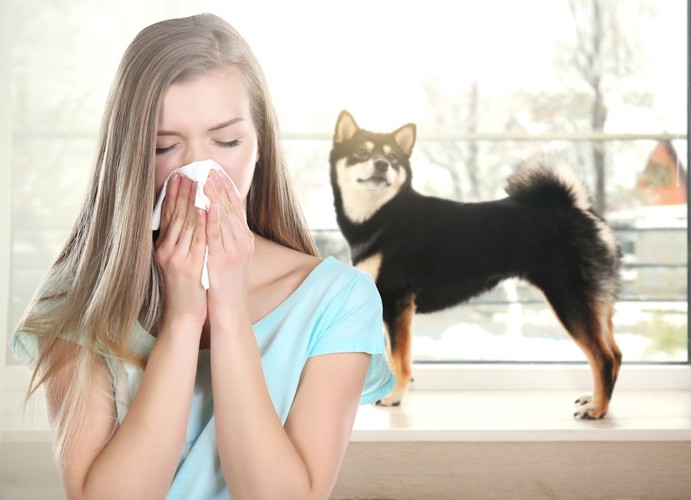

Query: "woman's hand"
<box><xmin>154</xmin><ymin>173</ymin><xmax>208</xmax><ymax>333</ymax></box>
<box><xmin>204</xmin><ymin>169</ymin><xmax>254</xmax><ymax>320</ymax></box>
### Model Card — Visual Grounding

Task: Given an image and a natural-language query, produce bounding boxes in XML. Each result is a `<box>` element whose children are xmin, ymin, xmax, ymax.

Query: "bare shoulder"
<box><xmin>256</xmin><ymin>236</ymin><xmax>322</xmax><ymax>279</ymax></box>
<box><xmin>249</xmin><ymin>236</ymin><xmax>323</xmax><ymax>321</ymax></box>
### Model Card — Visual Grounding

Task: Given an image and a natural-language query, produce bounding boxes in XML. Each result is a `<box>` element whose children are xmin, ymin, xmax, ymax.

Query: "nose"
<box><xmin>374</xmin><ymin>160</ymin><xmax>389</xmax><ymax>173</ymax></box>
<box><xmin>182</xmin><ymin>140</ymin><xmax>211</xmax><ymax>166</ymax></box>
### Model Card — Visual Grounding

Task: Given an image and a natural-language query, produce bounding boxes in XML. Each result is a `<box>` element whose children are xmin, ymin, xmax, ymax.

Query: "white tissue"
<box><xmin>151</xmin><ymin>159</ymin><xmax>226</xmax><ymax>230</ymax></box>
<box><xmin>151</xmin><ymin>159</ymin><xmax>228</xmax><ymax>289</ymax></box>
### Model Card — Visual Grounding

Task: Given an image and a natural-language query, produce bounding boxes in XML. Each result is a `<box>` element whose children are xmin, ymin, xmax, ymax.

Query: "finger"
<box><xmin>176</xmin><ymin>180</ymin><xmax>200</xmax><ymax>251</ymax></box>
<box><xmin>219</xmin><ymin>172</ymin><xmax>252</xmax><ymax>241</ymax></box>
<box><xmin>165</xmin><ymin>175</ymin><xmax>193</xmax><ymax>247</ymax></box>
<box><xmin>212</xmin><ymin>172</ymin><xmax>247</xmax><ymax>227</ymax></box>
<box><xmin>189</xmin><ymin>207</ymin><xmax>207</xmax><ymax>261</ymax></box>
<box><xmin>206</xmin><ymin>201</ymin><xmax>223</xmax><ymax>254</ymax></box>
<box><xmin>204</xmin><ymin>171</ymin><xmax>235</xmax><ymax>249</ymax></box>
<box><xmin>213</xmin><ymin>174</ymin><xmax>244</xmax><ymax>250</ymax></box>
<box><xmin>204</xmin><ymin>170</ymin><xmax>233</xmax><ymax>213</ymax></box>
<box><xmin>219</xmin><ymin>171</ymin><xmax>245</xmax><ymax>218</ymax></box>
<box><xmin>158</xmin><ymin>173</ymin><xmax>181</xmax><ymax>242</ymax></box>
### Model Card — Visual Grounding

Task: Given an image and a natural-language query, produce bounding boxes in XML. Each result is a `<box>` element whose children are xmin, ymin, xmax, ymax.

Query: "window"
<box><xmin>2</xmin><ymin>0</ymin><xmax>688</xmax><ymax>393</ymax></box>
<box><xmin>269</xmin><ymin>1</ymin><xmax>688</xmax><ymax>365</ymax></box>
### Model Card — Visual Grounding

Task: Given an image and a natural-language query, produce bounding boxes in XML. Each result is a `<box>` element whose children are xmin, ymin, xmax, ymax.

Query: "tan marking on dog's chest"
<box><xmin>356</xmin><ymin>253</ymin><xmax>383</xmax><ymax>282</ymax></box>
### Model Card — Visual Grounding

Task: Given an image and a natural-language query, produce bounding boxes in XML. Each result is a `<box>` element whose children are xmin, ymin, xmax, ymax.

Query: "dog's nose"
<box><xmin>374</xmin><ymin>160</ymin><xmax>389</xmax><ymax>173</ymax></box>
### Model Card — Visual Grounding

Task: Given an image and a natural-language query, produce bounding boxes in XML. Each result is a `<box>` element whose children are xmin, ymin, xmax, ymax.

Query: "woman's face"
<box><xmin>154</xmin><ymin>69</ymin><xmax>260</xmax><ymax>200</ymax></box>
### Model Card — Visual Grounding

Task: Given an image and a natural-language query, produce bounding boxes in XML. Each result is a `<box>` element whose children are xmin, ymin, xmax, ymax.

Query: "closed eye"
<box><xmin>155</xmin><ymin>144</ymin><xmax>176</xmax><ymax>155</ymax></box>
<box><xmin>217</xmin><ymin>139</ymin><xmax>242</xmax><ymax>148</ymax></box>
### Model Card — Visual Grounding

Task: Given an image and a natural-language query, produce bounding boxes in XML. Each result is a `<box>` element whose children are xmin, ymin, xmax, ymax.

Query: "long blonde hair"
<box><xmin>14</xmin><ymin>13</ymin><xmax>317</xmax><ymax>464</ymax></box>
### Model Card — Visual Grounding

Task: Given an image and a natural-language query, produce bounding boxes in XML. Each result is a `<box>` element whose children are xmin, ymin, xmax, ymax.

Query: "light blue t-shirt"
<box><xmin>13</xmin><ymin>256</ymin><xmax>395</xmax><ymax>499</ymax></box>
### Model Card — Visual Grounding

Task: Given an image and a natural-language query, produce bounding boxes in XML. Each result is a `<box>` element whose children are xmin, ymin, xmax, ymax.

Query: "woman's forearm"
<box><xmin>81</xmin><ymin>324</ymin><xmax>200</xmax><ymax>500</ymax></box>
<box><xmin>210</xmin><ymin>310</ymin><xmax>314</xmax><ymax>500</ymax></box>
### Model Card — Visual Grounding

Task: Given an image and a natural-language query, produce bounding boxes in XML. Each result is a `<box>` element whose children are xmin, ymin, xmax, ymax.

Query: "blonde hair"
<box><xmin>14</xmin><ymin>13</ymin><xmax>317</xmax><ymax>464</ymax></box>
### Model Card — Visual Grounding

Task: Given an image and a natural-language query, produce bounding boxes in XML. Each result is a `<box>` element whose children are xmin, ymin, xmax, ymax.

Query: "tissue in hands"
<box><xmin>151</xmin><ymin>159</ymin><xmax>227</xmax><ymax>230</ymax></box>
<box><xmin>151</xmin><ymin>159</ymin><xmax>228</xmax><ymax>289</ymax></box>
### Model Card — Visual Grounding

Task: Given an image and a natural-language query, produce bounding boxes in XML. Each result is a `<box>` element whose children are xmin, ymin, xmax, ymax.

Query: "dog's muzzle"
<box><xmin>357</xmin><ymin>160</ymin><xmax>392</xmax><ymax>189</ymax></box>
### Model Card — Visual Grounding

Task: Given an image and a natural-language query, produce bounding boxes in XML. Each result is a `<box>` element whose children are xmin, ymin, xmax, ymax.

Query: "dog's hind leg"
<box><xmin>378</xmin><ymin>294</ymin><xmax>416</xmax><ymax>406</ymax></box>
<box><xmin>545</xmin><ymin>293</ymin><xmax>619</xmax><ymax>419</ymax></box>
<box><xmin>573</xmin><ymin>301</ymin><xmax>623</xmax><ymax>416</ymax></box>
<box><xmin>572</xmin><ymin>311</ymin><xmax>615</xmax><ymax>418</ymax></box>
<box><xmin>604</xmin><ymin>304</ymin><xmax>623</xmax><ymax>384</ymax></box>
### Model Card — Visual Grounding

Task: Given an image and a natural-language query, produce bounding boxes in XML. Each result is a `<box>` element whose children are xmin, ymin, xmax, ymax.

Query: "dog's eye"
<box><xmin>354</xmin><ymin>147</ymin><xmax>370</xmax><ymax>160</ymax></box>
<box><xmin>387</xmin><ymin>153</ymin><xmax>399</xmax><ymax>165</ymax></box>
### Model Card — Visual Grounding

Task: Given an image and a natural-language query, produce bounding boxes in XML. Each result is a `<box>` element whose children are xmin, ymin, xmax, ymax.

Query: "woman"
<box><xmin>13</xmin><ymin>13</ymin><xmax>394</xmax><ymax>499</ymax></box>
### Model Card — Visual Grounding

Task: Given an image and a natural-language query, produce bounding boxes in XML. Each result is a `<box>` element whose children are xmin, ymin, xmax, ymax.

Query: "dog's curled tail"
<box><xmin>505</xmin><ymin>155</ymin><xmax>591</xmax><ymax>210</ymax></box>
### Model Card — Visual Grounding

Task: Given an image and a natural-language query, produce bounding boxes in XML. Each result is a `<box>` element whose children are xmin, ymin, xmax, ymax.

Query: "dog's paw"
<box><xmin>376</xmin><ymin>395</ymin><xmax>402</xmax><ymax>407</ymax></box>
<box><xmin>574</xmin><ymin>394</ymin><xmax>592</xmax><ymax>406</ymax></box>
<box><xmin>573</xmin><ymin>394</ymin><xmax>607</xmax><ymax>419</ymax></box>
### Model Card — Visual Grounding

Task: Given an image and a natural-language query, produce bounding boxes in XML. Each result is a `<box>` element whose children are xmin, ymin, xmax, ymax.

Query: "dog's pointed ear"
<box><xmin>334</xmin><ymin>110</ymin><xmax>359</xmax><ymax>144</ymax></box>
<box><xmin>393</xmin><ymin>123</ymin><xmax>416</xmax><ymax>157</ymax></box>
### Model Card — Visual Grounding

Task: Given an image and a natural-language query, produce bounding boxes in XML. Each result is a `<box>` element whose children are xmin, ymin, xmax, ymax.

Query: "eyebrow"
<box><xmin>157</xmin><ymin>117</ymin><xmax>244</xmax><ymax>136</ymax></box>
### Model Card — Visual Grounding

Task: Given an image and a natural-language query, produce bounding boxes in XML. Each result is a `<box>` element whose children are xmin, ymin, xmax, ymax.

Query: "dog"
<box><xmin>329</xmin><ymin>110</ymin><xmax>622</xmax><ymax>419</ymax></box>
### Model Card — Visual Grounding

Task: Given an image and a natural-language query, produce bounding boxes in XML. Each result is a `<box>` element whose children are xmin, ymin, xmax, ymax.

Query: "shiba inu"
<box><xmin>329</xmin><ymin>110</ymin><xmax>622</xmax><ymax>419</ymax></box>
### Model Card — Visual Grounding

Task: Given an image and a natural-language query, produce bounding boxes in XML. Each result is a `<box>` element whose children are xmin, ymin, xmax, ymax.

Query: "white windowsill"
<box><xmin>351</xmin><ymin>389</ymin><xmax>691</xmax><ymax>443</ymax></box>
<box><xmin>349</xmin><ymin>364</ymin><xmax>691</xmax><ymax>443</ymax></box>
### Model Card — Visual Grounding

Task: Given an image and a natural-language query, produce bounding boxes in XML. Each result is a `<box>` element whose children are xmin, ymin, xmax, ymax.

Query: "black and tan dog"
<box><xmin>329</xmin><ymin>110</ymin><xmax>622</xmax><ymax>419</ymax></box>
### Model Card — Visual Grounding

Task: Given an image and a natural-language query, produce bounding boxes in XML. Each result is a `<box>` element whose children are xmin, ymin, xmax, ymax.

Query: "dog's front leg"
<box><xmin>378</xmin><ymin>295</ymin><xmax>416</xmax><ymax>406</ymax></box>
